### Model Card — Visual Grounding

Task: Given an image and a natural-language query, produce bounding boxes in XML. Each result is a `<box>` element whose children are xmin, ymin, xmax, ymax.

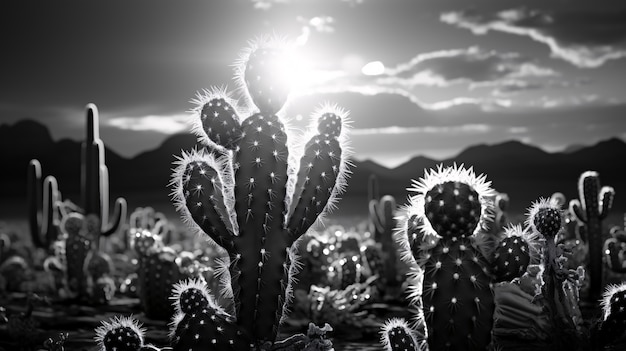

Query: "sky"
<box><xmin>1</xmin><ymin>0</ymin><xmax>626</xmax><ymax>168</ymax></box>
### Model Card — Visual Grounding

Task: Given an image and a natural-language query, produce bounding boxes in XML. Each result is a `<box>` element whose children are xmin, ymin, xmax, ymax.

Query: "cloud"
<box><xmin>106</xmin><ymin>114</ymin><xmax>190</xmax><ymax>134</ymax></box>
<box><xmin>296</xmin><ymin>15</ymin><xmax>335</xmax><ymax>46</ymax></box>
<box><xmin>380</xmin><ymin>46</ymin><xmax>558</xmax><ymax>88</ymax></box>
<box><xmin>471</xmin><ymin>77</ymin><xmax>589</xmax><ymax>96</ymax></box>
<box><xmin>251</xmin><ymin>0</ymin><xmax>366</xmax><ymax>10</ymax></box>
<box><xmin>441</xmin><ymin>8</ymin><xmax>626</xmax><ymax>68</ymax></box>
<box><xmin>352</xmin><ymin>124</ymin><xmax>492</xmax><ymax>135</ymax></box>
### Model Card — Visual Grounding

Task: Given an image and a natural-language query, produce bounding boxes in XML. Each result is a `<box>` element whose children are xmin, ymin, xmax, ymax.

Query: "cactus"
<box><xmin>170</xmin><ymin>36</ymin><xmax>350</xmax><ymax>348</ymax></box>
<box><xmin>596</xmin><ymin>282</ymin><xmax>626</xmax><ymax>346</ymax></box>
<box><xmin>492</xmin><ymin>224</ymin><xmax>538</xmax><ymax>283</ymax></box>
<box><xmin>169</xmin><ymin>278</ymin><xmax>251</xmax><ymax>350</ymax></box>
<box><xmin>392</xmin><ymin>164</ymin><xmax>536</xmax><ymax>351</ymax></box>
<box><xmin>527</xmin><ymin>198</ymin><xmax>585</xmax><ymax>349</ymax></box>
<box><xmin>95</xmin><ymin>316</ymin><xmax>161</xmax><ymax>351</ymax></box>
<box><xmin>81</xmin><ymin>103</ymin><xmax>128</xmax><ymax>237</ymax></box>
<box><xmin>605</xmin><ymin>221</ymin><xmax>626</xmax><ymax>273</ymax></box>
<box><xmin>133</xmin><ymin>230</ymin><xmax>192</xmax><ymax>320</ymax></box>
<box><xmin>489</xmin><ymin>192</ymin><xmax>509</xmax><ymax>235</ymax></box>
<box><xmin>380</xmin><ymin>318</ymin><xmax>425</xmax><ymax>351</ymax></box>
<box><xmin>569</xmin><ymin>171</ymin><xmax>615</xmax><ymax>301</ymax></box>
<box><xmin>27</xmin><ymin>159</ymin><xmax>61</xmax><ymax>249</ymax></box>
<box><xmin>368</xmin><ymin>174</ymin><xmax>399</xmax><ymax>288</ymax></box>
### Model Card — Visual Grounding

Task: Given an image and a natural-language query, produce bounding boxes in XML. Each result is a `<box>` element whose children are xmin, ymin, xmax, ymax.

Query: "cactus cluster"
<box><xmin>389</xmin><ymin>164</ymin><xmax>540</xmax><ymax>350</ymax></box>
<box><xmin>169</xmin><ymin>36</ymin><xmax>350</xmax><ymax>348</ymax></box>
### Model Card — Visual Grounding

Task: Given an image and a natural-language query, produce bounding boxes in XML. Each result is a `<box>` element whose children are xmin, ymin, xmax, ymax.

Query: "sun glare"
<box><xmin>362</xmin><ymin>61</ymin><xmax>385</xmax><ymax>76</ymax></box>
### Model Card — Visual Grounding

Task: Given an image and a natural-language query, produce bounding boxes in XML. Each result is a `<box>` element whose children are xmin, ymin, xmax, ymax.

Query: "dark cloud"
<box><xmin>441</xmin><ymin>8</ymin><xmax>626</xmax><ymax>67</ymax></box>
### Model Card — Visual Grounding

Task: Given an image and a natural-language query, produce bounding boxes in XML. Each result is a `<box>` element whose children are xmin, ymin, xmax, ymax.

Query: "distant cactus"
<box><xmin>94</xmin><ymin>316</ymin><xmax>161</xmax><ymax>351</ymax></box>
<box><xmin>569</xmin><ymin>171</ymin><xmax>615</xmax><ymax>302</ymax></box>
<box><xmin>391</xmin><ymin>164</ymin><xmax>537</xmax><ymax>350</ymax></box>
<box><xmin>380</xmin><ymin>318</ymin><xmax>425</xmax><ymax>351</ymax></box>
<box><xmin>368</xmin><ymin>174</ymin><xmax>399</xmax><ymax>289</ymax></box>
<box><xmin>60</xmin><ymin>212</ymin><xmax>116</xmax><ymax>303</ymax></box>
<box><xmin>133</xmin><ymin>230</ymin><xmax>194</xmax><ymax>320</ymax></box>
<box><xmin>27</xmin><ymin>159</ymin><xmax>61</xmax><ymax>249</ymax></box>
<box><xmin>605</xmin><ymin>220</ymin><xmax>626</xmax><ymax>274</ymax></box>
<box><xmin>170</xmin><ymin>36</ymin><xmax>350</xmax><ymax>348</ymax></box>
<box><xmin>489</xmin><ymin>192</ymin><xmax>509</xmax><ymax>235</ymax></box>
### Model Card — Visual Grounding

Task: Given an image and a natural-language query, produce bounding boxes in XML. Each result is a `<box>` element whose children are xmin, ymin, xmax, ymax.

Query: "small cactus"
<box><xmin>380</xmin><ymin>318</ymin><xmax>425</xmax><ymax>351</ymax></box>
<box><xmin>604</xmin><ymin>224</ymin><xmax>626</xmax><ymax>273</ymax></box>
<box><xmin>169</xmin><ymin>278</ymin><xmax>251</xmax><ymax>350</ymax></box>
<box><xmin>94</xmin><ymin>316</ymin><xmax>160</xmax><ymax>351</ymax></box>
<box><xmin>569</xmin><ymin>171</ymin><xmax>615</xmax><ymax>302</ymax></box>
<box><xmin>597</xmin><ymin>282</ymin><xmax>626</xmax><ymax>345</ymax></box>
<box><xmin>492</xmin><ymin>224</ymin><xmax>539</xmax><ymax>282</ymax></box>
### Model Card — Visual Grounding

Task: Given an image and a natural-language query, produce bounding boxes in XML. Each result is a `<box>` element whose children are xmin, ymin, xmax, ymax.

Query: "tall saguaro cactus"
<box><xmin>569</xmin><ymin>171</ymin><xmax>615</xmax><ymax>302</ymax></box>
<box><xmin>27</xmin><ymin>159</ymin><xmax>61</xmax><ymax>249</ymax></box>
<box><xmin>170</xmin><ymin>37</ymin><xmax>351</xmax><ymax>349</ymax></box>
<box><xmin>81</xmin><ymin>104</ymin><xmax>127</xmax><ymax>237</ymax></box>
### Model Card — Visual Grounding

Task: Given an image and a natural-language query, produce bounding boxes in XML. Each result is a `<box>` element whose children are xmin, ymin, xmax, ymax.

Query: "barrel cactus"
<box><xmin>94</xmin><ymin>316</ymin><xmax>160</xmax><ymax>351</ymax></box>
<box><xmin>170</xmin><ymin>36</ymin><xmax>351</xmax><ymax>349</ymax></box>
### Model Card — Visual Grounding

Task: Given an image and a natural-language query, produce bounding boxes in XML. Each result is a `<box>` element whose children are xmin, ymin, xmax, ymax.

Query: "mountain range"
<box><xmin>1</xmin><ymin>120</ymin><xmax>625</xmax><ymax>219</ymax></box>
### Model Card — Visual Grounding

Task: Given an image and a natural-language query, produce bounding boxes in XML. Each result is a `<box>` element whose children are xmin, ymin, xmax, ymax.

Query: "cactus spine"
<box><xmin>82</xmin><ymin>103</ymin><xmax>127</xmax><ymax>237</ymax></box>
<box><xmin>569</xmin><ymin>171</ymin><xmax>615</xmax><ymax>301</ymax></box>
<box><xmin>171</xmin><ymin>37</ymin><xmax>350</xmax><ymax>348</ymax></box>
<box><xmin>27</xmin><ymin>159</ymin><xmax>61</xmax><ymax>249</ymax></box>
<box><xmin>368</xmin><ymin>174</ymin><xmax>399</xmax><ymax>288</ymax></box>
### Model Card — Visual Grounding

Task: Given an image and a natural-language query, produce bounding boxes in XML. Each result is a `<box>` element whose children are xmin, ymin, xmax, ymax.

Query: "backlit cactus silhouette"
<box><xmin>569</xmin><ymin>171</ymin><xmax>615</xmax><ymax>301</ymax></box>
<box><xmin>391</xmin><ymin>164</ymin><xmax>538</xmax><ymax>350</ymax></box>
<box><xmin>94</xmin><ymin>316</ymin><xmax>161</xmax><ymax>351</ymax></box>
<box><xmin>596</xmin><ymin>282</ymin><xmax>626</xmax><ymax>346</ymax></box>
<box><xmin>170</xmin><ymin>37</ymin><xmax>351</xmax><ymax>348</ymax></box>
<box><xmin>27</xmin><ymin>159</ymin><xmax>61</xmax><ymax>249</ymax></box>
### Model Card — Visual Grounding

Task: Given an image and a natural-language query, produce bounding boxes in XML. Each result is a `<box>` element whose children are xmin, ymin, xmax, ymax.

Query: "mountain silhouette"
<box><xmin>1</xmin><ymin>120</ymin><xmax>625</xmax><ymax>219</ymax></box>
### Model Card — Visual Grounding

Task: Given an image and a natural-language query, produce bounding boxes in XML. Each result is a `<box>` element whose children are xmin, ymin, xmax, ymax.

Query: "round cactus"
<box><xmin>94</xmin><ymin>316</ymin><xmax>154</xmax><ymax>351</ymax></box>
<box><xmin>169</xmin><ymin>278</ymin><xmax>251</xmax><ymax>350</ymax></box>
<box><xmin>493</xmin><ymin>224</ymin><xmax>539</xmax><ymax>282</ymax></box>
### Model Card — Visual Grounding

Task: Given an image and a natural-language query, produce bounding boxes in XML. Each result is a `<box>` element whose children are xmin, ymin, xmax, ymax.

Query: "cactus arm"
<box><xmin>369</xmin><ymin>200</ymin><xmax>385</xmax><ymax>234</ymax></box>
<box><xmin>27</xmin><ymin>159</ymin><xmax>43</xmax><ymax>248</ymax></box>
<box><xmin>368</xmin><ymin>174</ymin><xmax>379</xmax><ymax>202</ymax></box>
<box><xmin>101</xmin><ymin>198</ymin><xmax>127</xmax><ymax>236</ymax></box>
<box><xmin>287</xmin><ymin>137</ymin><xmax>342</xmax><ymax>242</ymax></box>
<box><xmin>599</xmin><ymin>186</ymin><xmax>615</xmax><ymax>220</ymax></box>
<box><xmin>27</xmin><ymin>159</ymin><xmax>61</xmax><ymax>249</ymax></box>
<box><xmin>569</xmin><ymin>199</ymin><xmax>587</xmax><ymax>224</ymax></box>
<box><xmin>42</xmin><ymin>176</ymin><xmax>61</xmax><ymax>246</ymax></box>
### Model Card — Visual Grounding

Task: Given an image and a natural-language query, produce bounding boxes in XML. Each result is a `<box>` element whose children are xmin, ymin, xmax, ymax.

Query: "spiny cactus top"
<box><xmin>493</xmin><ymin>224</ymin><xmax>540</xmax><ymax>282</ymax></box>
<box><xmin>171</xmin><ymin>36</ymin><xmax>351</xmax><ymax>347</ymax></box>
<box><xmin>380</xmin><ymin>318</ymin><xmax>425</xmax><ymax>351</ymax></box>
<box><xmin>599</xmin><ymin>282</ymin><xmax>626</xmax><ymax>343</ymax></box>
<box><xmin>94</xmin><ymin>316</ymin><xmax>146</xmax><ymax>351</ymax></box>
